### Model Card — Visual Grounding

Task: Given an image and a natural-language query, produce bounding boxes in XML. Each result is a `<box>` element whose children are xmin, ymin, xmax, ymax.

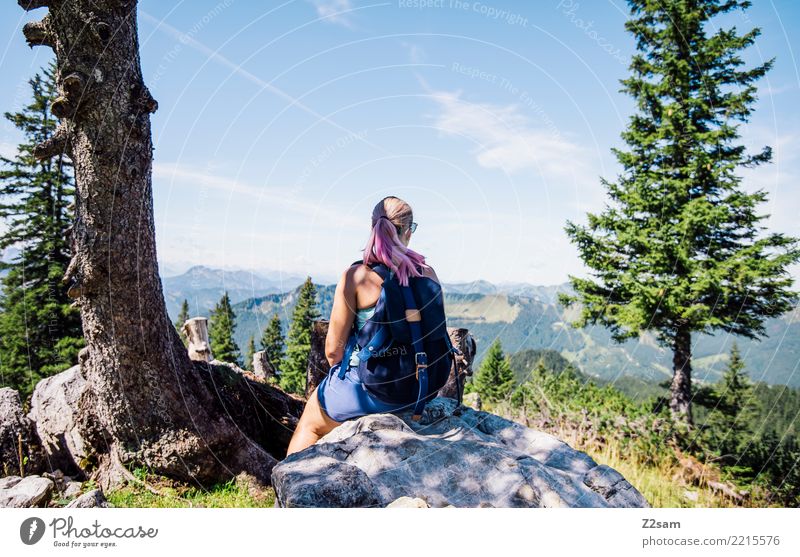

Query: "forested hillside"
<box><xmin>176</xmin><ymin>279</ymin><xmax>800</xmax><ymax>388</ymax></box>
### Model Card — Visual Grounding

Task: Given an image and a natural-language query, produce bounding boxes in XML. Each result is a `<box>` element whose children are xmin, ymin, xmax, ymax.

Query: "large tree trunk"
<box><xmin>669</xmin><ymin>325</ymin><xmax>693</xmax><ymax>425</ymax></box>
<box><xmin>18</xmin><ymin>0</ymin><xmax>299</xmax><ymax>490</ymax></box>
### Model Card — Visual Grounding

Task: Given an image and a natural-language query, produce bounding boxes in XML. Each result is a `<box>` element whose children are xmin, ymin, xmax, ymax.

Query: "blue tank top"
<box><xmin>349</xmin><ymin>304</ymin><xmax>376</xmax><ymax>366</ymax></box>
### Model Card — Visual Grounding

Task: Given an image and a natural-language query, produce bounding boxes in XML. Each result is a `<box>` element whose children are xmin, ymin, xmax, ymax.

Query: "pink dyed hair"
<box><xmin>362</xmin><ymin>196</ymin><xmax>429</xmax><ymax>286</ymax></box>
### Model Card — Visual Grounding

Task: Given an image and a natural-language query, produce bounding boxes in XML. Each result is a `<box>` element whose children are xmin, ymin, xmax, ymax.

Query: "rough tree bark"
<box><xmin>669</xmin><ymin>325</ymin><xmax>693</xmax><ymax>425</ymax></box>
<box><xmin>17</xmin><ymin>0</ymin><xmax>301</xmax><ymax>490</ymax></box>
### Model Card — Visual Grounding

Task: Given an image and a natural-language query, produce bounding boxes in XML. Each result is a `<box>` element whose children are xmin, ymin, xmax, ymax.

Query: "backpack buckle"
<box><xmin>415</xmin><ymin>352</ymin><xmax>427</xmax><ymax>380</ymax></box>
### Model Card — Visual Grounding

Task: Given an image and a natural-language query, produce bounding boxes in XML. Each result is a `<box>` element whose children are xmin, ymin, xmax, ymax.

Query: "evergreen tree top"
<box><xmin>560</xmin><ymin>0</ymin><xmax>800</xmax><ymax>348</ymax></box>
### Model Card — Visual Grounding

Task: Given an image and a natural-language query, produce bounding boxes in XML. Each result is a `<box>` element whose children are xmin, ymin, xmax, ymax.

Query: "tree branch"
<box><xmin>33</xmin><ymin>126</ymin><xmax>69</xmax><ymax>159</ymax></box>
<box><xmin>22</xmin><ymin>18</ymin><xmax>53</xmax><ymax>48</ymax></box>
<box><xmin>17</xmin><ymin>0</ymin><xmax>49</xmax><ymax>11</ymax></box>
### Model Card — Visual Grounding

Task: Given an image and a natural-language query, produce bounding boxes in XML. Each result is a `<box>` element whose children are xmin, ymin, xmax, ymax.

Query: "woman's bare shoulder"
<box><xmin>421</xmin><ymin>264</ymin><xmax>440</xmax><ymax>284</ymax></box>
<box><xmin>343</xmin><ymin>261</ymin><xmax>375</xmax><ymax>285</ymax></box>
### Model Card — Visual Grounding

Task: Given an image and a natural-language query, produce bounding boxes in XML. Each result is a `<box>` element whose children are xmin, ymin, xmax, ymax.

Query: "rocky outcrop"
<box><xmin>27</xmin><ymin>365</ymin><xmax>89</xmax><ymax>478</ymax></box>
<box><xmin>0</xmin><ymin>388</ymin><xmax>45</xmax><ymax>476</ymax></box>
<box><xmin>0</xmin><ymin>475</ymin><xmax>54</xmax><ymax>508</ymax></box>
<box><xmin>272</xmin><ymin>398</ymin><xmax>650</xmax><ymax>508</ymax></box>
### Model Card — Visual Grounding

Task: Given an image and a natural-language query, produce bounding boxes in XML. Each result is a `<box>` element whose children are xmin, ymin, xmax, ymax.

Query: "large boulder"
<box><xmin>0</xmin><ymin>474</ymin><xmax>54</xmax><ymax>508</ymax></box>
<box><xmin>272</xmin><ymin>398</ymin><xmax>650</xmax><ymax>508</ymax></box>
<box><xmin>0</xmin><ymin>388</ymin><xmax>45</xmax><ymax>476</ymax></box>
<box><xmin>27</xmin><ymin>365</ymin><xmax>90</xmax><ymax>478</ymax></box>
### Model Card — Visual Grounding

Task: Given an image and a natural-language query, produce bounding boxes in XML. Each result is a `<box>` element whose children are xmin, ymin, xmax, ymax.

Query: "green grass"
<box><xmin>486</xmin><ymin>399</ymin><xmax>741</xmax><ymax>508</ymax></box>
<box><xmin>101</xmin><ymin>468</ymin><xmax>277</xmax><ymax>508</ymax></box>
<box><xmin>584</xmin><ymin>438</ymin><xmax>729</xmax><ymax>508</ymax></box>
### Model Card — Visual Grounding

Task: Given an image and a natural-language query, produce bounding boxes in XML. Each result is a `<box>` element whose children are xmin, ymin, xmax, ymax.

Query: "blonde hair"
<box><xmin>362</xmin><ymin>196</ymin><xmax>429</xmax><ymax>286</ymax></box>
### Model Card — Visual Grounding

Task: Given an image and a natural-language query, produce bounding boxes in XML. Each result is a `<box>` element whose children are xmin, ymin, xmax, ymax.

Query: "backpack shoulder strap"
<box><xmin>369</xmin><ymin>262</ymin><xmax>391</xmax><ymax>281</ymax></box>
<box><xmin>399</xmin><ymin>284</ymin><xmax>429</xmax><ymax>421</ymax></box>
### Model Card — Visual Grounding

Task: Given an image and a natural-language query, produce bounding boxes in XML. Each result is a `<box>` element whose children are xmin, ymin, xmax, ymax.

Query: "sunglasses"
<box><xmin>395</xmin><ymin>222</ymin><xmax>418</xmax><ymax>235</ymax></box>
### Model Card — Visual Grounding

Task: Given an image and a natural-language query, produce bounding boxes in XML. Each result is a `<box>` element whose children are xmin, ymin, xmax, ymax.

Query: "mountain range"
<box><xmin>162</xmin><ymin>265</ymin><xmax>800</xmax><ymax>388</ymax></box>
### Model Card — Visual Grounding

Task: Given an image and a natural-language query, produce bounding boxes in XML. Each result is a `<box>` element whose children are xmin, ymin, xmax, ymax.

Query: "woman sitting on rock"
<box><xmin>286</xmin><ymin>195</ymin><xmax>449</xmax><ymax>456</ymax></box>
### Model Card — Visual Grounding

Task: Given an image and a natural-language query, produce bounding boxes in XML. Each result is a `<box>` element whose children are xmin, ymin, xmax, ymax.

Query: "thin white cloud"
<box><xmin>762</xmin><ymin>83</ymin><xmax>796</xmax><ymax>97</ymax></box>
<box><xmin>309</xmin><ymin>0</ymin><xmax>357</xmax><ymax>29</ymax></box>
<box><xmin>152</xmin><ymin>161</ymin><xmax>364</xmax><ymax>229</ymax></box>
<box><xmin>425</xmin><ymin>88</ymin><xmax>589</xmax><ymax>180</ymax></box>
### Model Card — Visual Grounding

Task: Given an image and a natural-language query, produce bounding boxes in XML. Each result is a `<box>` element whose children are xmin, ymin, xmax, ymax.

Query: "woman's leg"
<box><xmin>286</xmin><ymin>386</ymin><xmax>343</xmax><ymax>457</ymax></box>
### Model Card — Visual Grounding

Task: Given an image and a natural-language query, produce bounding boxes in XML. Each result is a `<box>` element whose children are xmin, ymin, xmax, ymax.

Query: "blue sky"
<box><xmin>0</xmin><ymin>0</ymin><xmax>798</xmax><ymax>286</ymax></box>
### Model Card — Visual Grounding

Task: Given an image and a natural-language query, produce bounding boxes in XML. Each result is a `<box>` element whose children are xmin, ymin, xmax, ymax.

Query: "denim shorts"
<box><xmin>316</xmin><ymin>362</ymin><xmax>413</xmax><ymax>422</ymax></box>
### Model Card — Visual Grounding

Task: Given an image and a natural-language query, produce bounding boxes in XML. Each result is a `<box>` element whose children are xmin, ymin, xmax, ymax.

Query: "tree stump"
<box><xmin>183</xmin><ymin>317</ymin><xmax>213</xmax><ymax>362</ymax></box>
<box><xmin>252</xmin><ymin>350</ymin><xmax>275</xmax><ymax>381</ymax></box>
<box><xmin>437</xmin><ymin>328</ymin><xmax>476</xmax><ymax>403</ymax></box>
<box><xmin>305</xmin><ymin>320</ymin><xmax>331</xmax><ymax>398</ymax></box>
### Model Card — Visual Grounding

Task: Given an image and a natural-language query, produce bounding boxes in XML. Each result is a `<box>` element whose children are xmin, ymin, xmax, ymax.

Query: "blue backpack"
<box><xmin>338</xmin><ymin>259</ymin><xmax>461</xmax><ymax>420</ymax></box>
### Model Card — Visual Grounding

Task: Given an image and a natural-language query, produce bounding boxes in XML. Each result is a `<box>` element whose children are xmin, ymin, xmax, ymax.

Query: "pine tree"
<box><xmin>174</xmin><ymin>299</ymin><xmax>190</xmax><ymax>347</ymax></box>
<box><xmin>473</xmin><ymin>339</ymin><xmax>515</xmax><ymax>403</ymax></box>
<box><xmin>559</xmin><ymin>0</ymin><xmax>800</xmax><ymax>425</ymax></box>
<box><xmin>0</xmin><ymin>61</ymin><xmax>83</xmax><ymax>399</ymax></box>
<box><xmin>244</xmin><ymin>335</ymin><xmax>256</xmax><ymax>371</ymax></box>
<box><xmin>702</xmin><ymin>342</ymin><xmax>761</xmax><ymax>467</ymax></box>
<box><xmin>533</xmin><ymin>360</ymin><xmax>548</xmax><ymax>380</ymax></box>
<box><xmin>260</xmin><ymin>313</ymin><xmax>285</xmax><ymax>370</ymax></box>
<box><xmin>280</xmin><ymin>277</ymin><xmax>320</xmax><ymax>394</ymax></box>
<box><xmin>209</xmin><ymin>292</ymin><xmax>241</xmax><ymax>366</ymax></box>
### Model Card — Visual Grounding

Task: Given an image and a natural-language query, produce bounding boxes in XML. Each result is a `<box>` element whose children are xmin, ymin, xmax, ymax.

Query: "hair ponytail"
<box><xmin>362</xmin><ymin>196</ymin><xmax>429</xmax><ymax>286</ymax></box>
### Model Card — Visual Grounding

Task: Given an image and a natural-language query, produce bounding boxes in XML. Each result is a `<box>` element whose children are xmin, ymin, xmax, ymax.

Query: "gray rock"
<box><xmin>66</xmin><ymin>489</ymin><xmax>108</xmax><ymax>508</ymax></box>
<box><xmin>272</xmin><ymin>456</ymin><xmax>381</xmax><ymax>508</ymax></box>
<box><xmin>62</xmin><ymin>481</ymin><xmax>83</xmax><ymax>499</ymax></box>
<box><xmin>0</xmin><ymin>475</ymin><xmax>22</xmax><ymax>489</ymax></box>
<box><xmin>0</xmin><ymin>388</ymin><xmax>45</xmax><ymax>476</ymax></box>
<box><xmin>28</xmin><ymin>365</ymin><xmax>89</xmax><ymax>477</ymax></box>
<box><xmin>272</xmin><ymin>398</ymin><xmax>650</xmax><ymax>508</ymax></box>
<box><xmin>0</xmin><ymin>474</ymin><xmax>54</xmax><ymax>508</ymax></box>
<box><xmin>582</xmin><ymin>464</ymin><xmax>650</xmax><ymax>508</ymax></box>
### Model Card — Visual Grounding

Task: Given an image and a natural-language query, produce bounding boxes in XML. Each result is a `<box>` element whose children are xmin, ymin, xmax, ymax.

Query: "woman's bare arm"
<box><xmin>325</xmin><ymin>266</ymin><xmax>358</xmax><ymax>367</ymax></box>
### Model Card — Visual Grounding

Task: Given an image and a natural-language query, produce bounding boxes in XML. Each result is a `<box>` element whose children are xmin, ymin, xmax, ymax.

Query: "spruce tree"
<box><xmin>473</xmin><ymin>339</ymin><xmax>515</xmax><ymax>403</ymax></box>
<box><xmin>244</xmin><ymin>335</ymin><xmax>256</xmax><ymax>371</ymax></box>
<box><xmin>261</xmin><ymin>313</ymin><xmax>285</xmax><ymax>370</ymax></box>
<box><xmin>280</xmin><ymin>277</ymin><xmax>320</xmax><ymax>394</ymax></box>
<box><xmin>702</xmin><ymin>342</ymin><xmax>760</xmax><ymax>467</ymax></box>
<box><xmin>559</xmin><ymin>0</ymin><xmax>800</xmax><ymax>425</ymax></box>
<box><xmin>174</xmin><ymin>299</ymin><xmax>190</xmax><ymax>347</ymax></box>
<box><xmin>209</xmin><ymin>292</ymin><xmax>241</xmax><ymax>366</ymax></box>
<box><xmin>0</xmin><ymin>61</ymin><xmax>83</xmax><ymax>399</ymax></box>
